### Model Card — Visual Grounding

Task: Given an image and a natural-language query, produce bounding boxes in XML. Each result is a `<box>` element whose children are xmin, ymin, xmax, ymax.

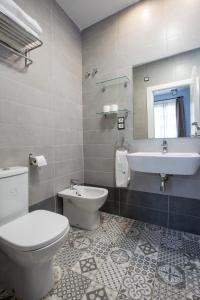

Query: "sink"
<box><xmin>127</xmin><ymin>152</ymin><xmax>200</xmax><ymax>175</ymax></box>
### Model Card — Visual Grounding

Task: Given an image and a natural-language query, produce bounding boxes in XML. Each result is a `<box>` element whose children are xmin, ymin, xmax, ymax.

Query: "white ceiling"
<box><xmin>56</xmin><ymin>0</ymin><xmax>140</xmax><ymax>30</ymax></box>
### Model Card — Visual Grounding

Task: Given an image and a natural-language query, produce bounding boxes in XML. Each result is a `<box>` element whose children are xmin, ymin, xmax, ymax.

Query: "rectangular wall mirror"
<box><xmin>133</xmin><ymin>48</ymin><xmax>200</xmax><ymax>139</ymax></box>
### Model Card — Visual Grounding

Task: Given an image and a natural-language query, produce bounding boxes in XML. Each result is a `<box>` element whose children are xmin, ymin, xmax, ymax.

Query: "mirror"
<box><xmin>133</xmin><ymin>48</ymin><xmax>200</xmax><ymax>139</ymax></box>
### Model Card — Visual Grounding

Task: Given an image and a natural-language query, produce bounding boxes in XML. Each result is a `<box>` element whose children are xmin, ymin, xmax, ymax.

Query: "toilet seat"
<box><xmin>0</xmin><ymin>210</ymin><xmax>69</xmax><ymax>251</ymax></box>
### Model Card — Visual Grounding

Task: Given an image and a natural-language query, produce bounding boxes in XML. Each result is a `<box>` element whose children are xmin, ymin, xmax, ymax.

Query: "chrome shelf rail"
<box><xmin>96</xmin><ymin>76</ymin><xmax>130</xmax><ymax>92</ymax></box>
<box><xmin>0</xmin><ymin>11</ymin><xmax>43</xmax><ymax>67</ymax></box>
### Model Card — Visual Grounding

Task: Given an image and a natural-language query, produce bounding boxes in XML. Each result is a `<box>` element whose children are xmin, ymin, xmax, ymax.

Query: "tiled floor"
<box><xmin>2</xmin><ymin>212</ymin><xmax>200</xmax><ymax>300</ymax></box>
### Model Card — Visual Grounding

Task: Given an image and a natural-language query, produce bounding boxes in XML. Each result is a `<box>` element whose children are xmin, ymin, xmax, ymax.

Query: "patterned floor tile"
<box><xmin>49</xmin><ymin>269</ymin><xmax>91</xmax><ymax>300</ymax></box>
<box><xmin>82</xmin><ymin>281</ymin><xmax>118</xmax><ymax>300</ymax></box>
<box><xmin>152</xmin><ymin>279</ymin><xmax>188</xmax><ymax>300</ymax></box>
<box><xmin>158</xmin><ymin>244</ymin><xmax>190</xmax><ymax>267</ymax></box>
<box><xmin>185</xmin><ymin>268</ymin><xmax>200</xmax><ymax>298</ymax></box>
<box><xmin>86</xmin><ymin>225</ymin><xmax>119</xmax><ymax>244</ymax></box>
<box><xmin>101</xmin><ymin>212</ymin><xmax>116</xmax><ymax>224</ymax></box>
<box><xmin>111</xmin><ymin>215</ymin><xmax>134</xmax><ymax>232</ymax></box>
<box><xmin>128</xmin><ymin>253</ymin><xmax>157</xmax><ymax>280</ymax></box>
<box><xmin>86</xmin><ymin>238</ymin><xmax>115</xmax><ymax>260</ymax></box>
<box><xmin>114</xmin><ymin>234</ymin><xmax>138</xmax><ymax>254</ymax></box>
<box><xmin>143</xmin><ymin>222</ymin><xmax>163</xmax><ymax>246</ymax></box>
<box><xmin>127</xmin><ymin>220</ymin><xmax>145</xmax><ymax>238</ymax></box>
<box><xmin>103</xmin><ymin>214</ymin><xmax>135</xmax><ymax>236</ymax></box>
<box><xmin>94</xmin><ymin>248</ymin><xmax>132</xmax><ymax>291</ymax></box>
<box><xmin>69</xmin><ymin>231</ymin><xmax>93</xmax><ymax>250</ymax></box>
<box><xmin>133</xmin><ymin>222</ymin><xmax>163</xmax><ymax>260</ymax></box>
<box><xmin>157</xmin><ymin>263</ymin><xmax>185</xmax><ymax>289</ymax></box>
<box><xmin>117</xmin><ymin>273</ymin><xmax>154</xmax><ymax>300</ymax></box>
<box><xmin>182</xmin><ymin>232</ymin><xmax>200</xmax><ymax>243</ymax></box>
<box><xmin>72</xmin><ymin>253</ymin><xmax>104</xmax><ymax>280</ymax></box>
<box><xmin>182</xmin><ymin>239</ymin><xmax>200</xmax><ymax>259</ymax></box>
<box><xmin>161</xmin><ymin>228</ymin><xmax>183</xmax><ymax>250</ymax></box>
<box><xmin>94</xmin><ymin>259</ymin><xmax>127</xmax><ymax>291</ymax></box>
<box><xmin>55</xmin><ymin>241</ymin><xmax>83</xmax><ymax>270</ymax></box>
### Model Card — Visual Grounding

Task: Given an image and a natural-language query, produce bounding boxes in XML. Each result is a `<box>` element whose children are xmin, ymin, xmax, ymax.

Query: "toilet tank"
<box><xmin>0</xmin><ymin>167</ymin><xmax>28</xmax><ymax>226</ymax></box>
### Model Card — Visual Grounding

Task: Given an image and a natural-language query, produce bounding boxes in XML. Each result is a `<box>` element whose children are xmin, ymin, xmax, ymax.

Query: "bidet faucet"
<box><xmin>161</xmin><ymin>140</ymin><xmax>168</xmax><ymax>153</ymax></box>
<box><xmin>70</xmin><ymin>179</ymin><xmax>82</xmax><ymax>190</ymax></box>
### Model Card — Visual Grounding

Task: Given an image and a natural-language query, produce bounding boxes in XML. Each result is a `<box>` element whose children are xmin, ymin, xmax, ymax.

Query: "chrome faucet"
<box><xmin>70</xmin><ymin>179</ymin><xmax>78</xmax><ymax>190</ymax></box>
<box><xmin>161</xmin><ymin>140</ymin><xmax>168</xmax><ymax>153</ymax></box>
<box><xmin>70</xmin><ymin>179</ymin><xmax>82</xmax><ymax>190</ymax></box>
<box><xmin>192</xmin><ymin>122</ymin><xmax>200</xmax><ymax>136</ymax></box>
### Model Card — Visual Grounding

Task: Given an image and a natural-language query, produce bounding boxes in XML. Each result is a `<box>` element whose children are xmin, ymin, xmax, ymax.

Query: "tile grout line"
<box><xmin>167</xmin><ymin>194</ymin><xmax>170</xmax><ymax>228</ymax></box>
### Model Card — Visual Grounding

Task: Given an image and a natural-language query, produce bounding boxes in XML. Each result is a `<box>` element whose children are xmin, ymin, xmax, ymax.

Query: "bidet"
<box><xmin>58</xmin><ymin>185</ymin><xmax>108</xmax><ymax>230</ymax></box>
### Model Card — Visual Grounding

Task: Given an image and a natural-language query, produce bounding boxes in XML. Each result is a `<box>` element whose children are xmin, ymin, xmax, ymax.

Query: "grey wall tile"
<box><xmin>120</xmin><ymin>203</ymin><xmax>168</xmax><ymax>227</ymax></box>
<box><xmin>170</xmin><ymin>196</ymin><xmax>200</xmax><ymax>218</ymax></box>
<box><xmin>120</xmin><ymin>189</ymin><xmax>168</xmax><ymax>212</ymax></box>
<box><xmin>0</xmin><ymin>0</ymin><xmax>83</xmax><ymax>207</ymax></box>
<box><xmin>29</xmin><ymin>197</ymin><xmax>55</xmax><ymax>213</ymax></box>
<box><xmin>169</xmin><ymin>213</ymin><xmax>200</xmax><ymax>235</ymax></box>
<box><xmin>84</xmin><ymin>170</ymin><xmax>115</xmax><ymax>187</ymax></box>
<box><xmin>82</xmin><ymin>0</ymin><xmax>200</xmax><ymax>200</ymax></box>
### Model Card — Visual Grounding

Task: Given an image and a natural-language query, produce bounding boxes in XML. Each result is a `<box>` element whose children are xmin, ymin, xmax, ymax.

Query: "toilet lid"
<box><xmin>0</xmin><ymin>210</ymin><xmax>70</xmax><ymax>251</ymax></box>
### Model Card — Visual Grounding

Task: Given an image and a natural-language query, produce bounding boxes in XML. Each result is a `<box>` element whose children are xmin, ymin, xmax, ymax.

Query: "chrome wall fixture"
<box><xmin>85</xmin><ymin>71</ymin><xmax>91</xmax><ymax>79</ymax></box>
<box><xmin>0</xmin><ymin>11</ymin><xmax>43</xmax><ymax>67</ymax></box>
<box><xmin>85</xmin><ymin>68</ymin><xmax>98</xmax><ymax>79</ymax></box>
<box><xmin>92</xmin><ymin>68</ymin><xmax>98</xmax><ymax>77</ymax></box>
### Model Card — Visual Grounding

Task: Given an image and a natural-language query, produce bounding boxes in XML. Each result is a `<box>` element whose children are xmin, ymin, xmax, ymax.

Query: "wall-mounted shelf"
<box><xmin>0</xmin><ymin>11</ymin><xmax>43</xmax><ymax>67</ymax></box>
<box><xmin>96</xmin><ymin>76</ymin><xmax>130</xmax><ymax>92</ymax></box>
<box><xmin>96</xmin><ymin>109</ymin><xmax>130</xmax><ymax>118</ymax></box>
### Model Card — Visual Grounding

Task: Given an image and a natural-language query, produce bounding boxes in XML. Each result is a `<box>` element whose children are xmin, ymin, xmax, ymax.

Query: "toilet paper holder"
<box><xmin>29</xmin><ymin>153</ymin><xmax>47</xmax><ymax>167</ymax></box>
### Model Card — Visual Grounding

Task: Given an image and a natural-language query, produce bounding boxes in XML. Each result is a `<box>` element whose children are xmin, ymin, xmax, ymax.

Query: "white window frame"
<box><xmin>147</xmin><ymin>79</ymin><xmax>192</xmax><ymax>138</ymax></box>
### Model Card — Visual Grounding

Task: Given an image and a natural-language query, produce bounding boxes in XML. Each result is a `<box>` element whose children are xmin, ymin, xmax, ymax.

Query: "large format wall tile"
<box><xmin>0</xmin><ymin>0</ymin><xmax>83</xmax><ymax>208</ymax></box>
<box><xmin>82</xmin><ymin>0</ymin><xmax>200</xmax><ymax>200</ymax></box>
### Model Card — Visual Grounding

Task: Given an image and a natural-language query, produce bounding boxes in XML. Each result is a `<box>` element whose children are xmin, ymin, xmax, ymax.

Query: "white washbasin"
<box><xmin>127</xmin><ymin>152</ymin><xmax>200</xmax><ymax>175</ymax></box>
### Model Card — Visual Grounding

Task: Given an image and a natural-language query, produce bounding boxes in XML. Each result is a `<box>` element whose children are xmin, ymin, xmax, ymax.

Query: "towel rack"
<box><xmin>0</xmin><ymin>11</ymin><xmax>43</xmax><ymax>67</ymax></box>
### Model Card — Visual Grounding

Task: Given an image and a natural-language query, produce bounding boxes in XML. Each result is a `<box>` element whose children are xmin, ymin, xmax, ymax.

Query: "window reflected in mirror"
<box><xmin>133</xmin><ymin>48</ymin><xmax>200</xmax><ymax>139</ymax></box>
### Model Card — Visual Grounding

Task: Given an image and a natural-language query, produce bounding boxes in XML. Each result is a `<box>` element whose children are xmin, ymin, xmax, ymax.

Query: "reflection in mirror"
<box><xmin>133</xmin><ymin>48</ymin><xmax>200</xmax><ymax>139</ymax></box>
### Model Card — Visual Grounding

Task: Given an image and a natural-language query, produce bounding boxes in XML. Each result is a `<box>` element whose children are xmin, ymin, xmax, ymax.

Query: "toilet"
<box><xmin>58</xmin><ymin>185</ymin><xmax>108</xmax><ymax>230</ymax></box>
<box><xmin>0</xmin><ymin>167</ymin><xmax>70</xmax><ymax>300</ymax></box>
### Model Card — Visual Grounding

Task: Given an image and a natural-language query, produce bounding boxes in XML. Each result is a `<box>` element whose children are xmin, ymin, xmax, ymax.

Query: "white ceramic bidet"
<box><xmin>58</xmin><ymin>185</ymin><xmax>108</xmax><ymax>230</ymax></box>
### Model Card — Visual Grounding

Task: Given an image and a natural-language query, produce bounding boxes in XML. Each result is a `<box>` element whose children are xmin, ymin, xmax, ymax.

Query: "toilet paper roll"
<box><xmin>103</xmin><ymin>105</ymin><xmax>110</xmax><ymax>113</ymax></box>
<box><xmin>110</xmin><ymin>104</ymin><xmax>118</xmax><ymax>112</ymax></box>
<box><xmin>31</xmin><ymin>155</ymin><xmax>47</xmax><ymax>167</ymax></box>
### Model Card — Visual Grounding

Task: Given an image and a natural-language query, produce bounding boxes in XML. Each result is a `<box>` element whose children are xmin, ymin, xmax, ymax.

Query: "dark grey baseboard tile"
<box><xmin>101</xmin><ymin>199</ymin><xmax>119</xmax><ymax>215</ymax></box>
<box><xmin>170</xmin><ymin>196</ymin><xmax>200</xmax><ymax>218</ymax></box>
<box><xmin>169</xmin><ymin>213</ymin><xmax>200</xmax><ymax>235</ymax></box>
<box><xmin>56</xmin><ymin>196</ymin><xmax>63</xmax><ymax>215</ymax></box>
<box><xmin>120</xmin><ymin>189</ymin><xmax>168</xmax><ymax>212</ymax></box>
<box><xmin>29</xmin><ymin>197</ymin><xmax>55</xmax><ymax>213</ymax></box>
<box><xmin>120</xmin><ymin>203</ymin><xmax>168</xmax><ymax>227</ymax></box>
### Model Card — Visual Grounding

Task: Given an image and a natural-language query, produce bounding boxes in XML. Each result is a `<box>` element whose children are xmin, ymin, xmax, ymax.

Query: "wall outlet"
<box><xmin>118</xmin><ymin>123</ymin><xmax>125</xmax><ymax>130</ymax></box>
<box><xmin>118</xmin><ymin>117</ymin><xmax>125</xmax><ymax>123</ymax></box>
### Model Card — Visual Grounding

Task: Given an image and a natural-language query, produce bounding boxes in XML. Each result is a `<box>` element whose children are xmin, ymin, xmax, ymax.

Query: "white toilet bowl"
<box><xmin>0</xmin><ymin>210</ymin><xmax>70</xmax><ymax>300</ymax></box>
<box><xmin>58</xmin><ymin>185</ymin><xmax>108</xmax><ymax>230</ymax></box>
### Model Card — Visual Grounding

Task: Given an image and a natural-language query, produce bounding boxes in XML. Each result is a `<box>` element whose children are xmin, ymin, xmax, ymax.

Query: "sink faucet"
<box><xmin>161</xmin><ymin>140</ymin><xmax>168</xmax><ymax>153</ymax></box>
<box><xmin>192</xmin><ymin>122</ymin><xmax>200</xmax><ymax>136</ymax></box>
